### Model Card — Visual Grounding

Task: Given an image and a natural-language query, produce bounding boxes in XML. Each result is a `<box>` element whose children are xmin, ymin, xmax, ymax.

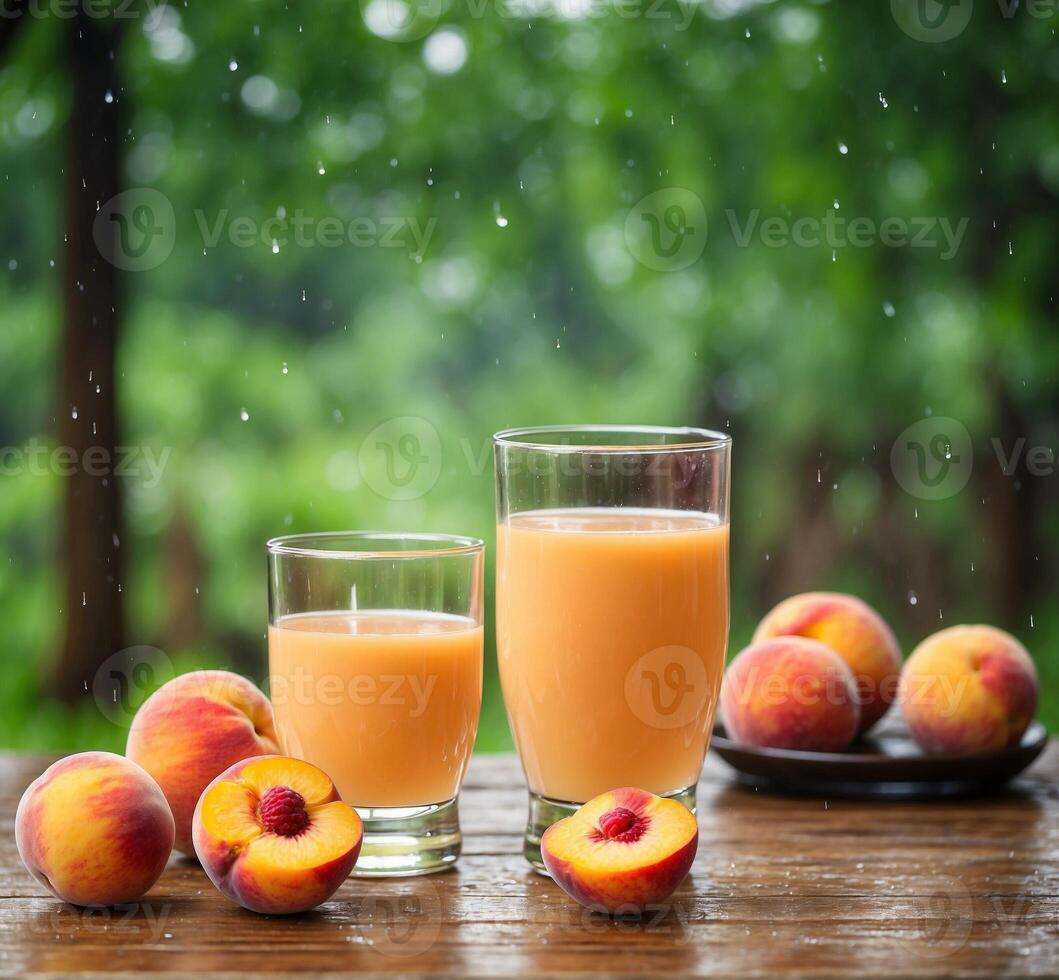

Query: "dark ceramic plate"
<box><xmin>709</xmin><ymin>721</ymin><xmax>1049</xmax><ymax>799</ymax></box>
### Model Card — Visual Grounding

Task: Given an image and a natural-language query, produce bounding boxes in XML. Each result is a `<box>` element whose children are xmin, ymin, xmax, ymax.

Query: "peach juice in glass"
<box><xmin>494</xmin><ymin>426</ymin><xmax>731</xmax><ymax>871</ymax></box>
<box><xmin>267</xmin><ymin>532</ymin><xmax>484</xmax><ymax>876</ymax></box>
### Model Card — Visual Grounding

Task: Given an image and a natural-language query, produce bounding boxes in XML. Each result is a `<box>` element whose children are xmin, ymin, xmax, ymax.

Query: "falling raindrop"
<box><xmin>908</xmin><ymin>591</ymin><xmax>918</xmax><ymax>606</ymax></box>
<box><xmin>71</xmin><ymin>406</ymin><xmax>78</xmax><ymax>419</ymax></box>
<box><xmin>883</xmin><ymin>301</ymin><xmax>896</xmax><ymax>317</ymax></box>
<box><xmin>240</xmin><ymin>408</ymin><xmax>250</xmax><ymax>422</ymax></box>
<box><xmin>837</xmin><ymin>141</ymin><xmax>849</xmax><ymax>155</ymax></box>
<box><xmin>878</xmin><ymin>92</ymin><xmax>888</xmax><ymax>108</ymax></box>
<box><xmin>104</xmin><ymin>90</ymin><xmax>114</xmax><ymax>104</ymax></box>
<box><xmin>495</xmin><ymin>215</ymin><xmax>508</xmax><ymax>228</ymax></box>
<box><xmin>1001</xmin><ymin>68</ymin><xmax>1007</xmax><ymax>84</ymax></box>
<box><xmin>229</xmin><ymin>59</ymin><xmax>238</xmax><ymax>71</ymax></box>
<box><xmin>271</xmin><ymin>240</ymin><xmax>280</xmax><ymax>254</ymax></box>
<box><xmin>281</xmin><ymin>362</ymin><xmax>289</xmax><ymax>375</ymax></box>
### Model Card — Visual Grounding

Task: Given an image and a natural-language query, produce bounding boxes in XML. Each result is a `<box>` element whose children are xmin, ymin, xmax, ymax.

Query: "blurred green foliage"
<box><xmin>0</xmin><ymin>0</ymin><xmax>1056</xmax><ymax>751</ymax></box>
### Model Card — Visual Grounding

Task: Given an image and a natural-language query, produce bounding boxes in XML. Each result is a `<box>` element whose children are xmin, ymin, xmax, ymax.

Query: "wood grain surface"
<box><xmin>1</xmin><ymin>748</ymin><xmax>1056</xmax><ymax>978</ymax></box>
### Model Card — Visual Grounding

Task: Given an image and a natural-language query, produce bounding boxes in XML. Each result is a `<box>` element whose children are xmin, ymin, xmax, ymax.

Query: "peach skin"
<box><xmin>541</xmin><ymin>787</ymin><xmax>698</xmax><ymax>915</ymax></box>
<box><xmin>193</xmin><ymin>755</ymin><xmax>362</xmax><ymax>915</ymax></box>
<box><xmin>753</xmin><ymin>592</ymin><xmax>901</xmax><ymax>733</ymax></box>
<box><xmin>720</xmin><ymin>637</ymin><xmax>861</xmax><ymax>751</ymax></box>
<box><xmin>898</xmin><ymin>625</ymin><xmax>1038</xmax><ymax>754</ymax></box>
<box><xmin>126</xmin><ymin>670</ymin><xmax>278</xmax><ymax>855</ymax></box>
<box><xmin>16</xmin><ymin>752</ymin><xmax>174</xmax><ymax>907</ymax></box>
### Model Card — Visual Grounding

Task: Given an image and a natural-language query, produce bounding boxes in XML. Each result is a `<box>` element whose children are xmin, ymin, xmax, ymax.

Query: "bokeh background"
<box><xmin>0</xmin><ymin>0</ymin><xmax>1056</xmax><ymax>751</ymax></box>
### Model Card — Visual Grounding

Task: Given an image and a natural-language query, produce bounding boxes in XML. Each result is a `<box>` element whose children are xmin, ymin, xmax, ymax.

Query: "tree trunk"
<box><xmin>50</xmin><ymin>13</ymin><xmax>125</xmax><ymax>701</ymax></box>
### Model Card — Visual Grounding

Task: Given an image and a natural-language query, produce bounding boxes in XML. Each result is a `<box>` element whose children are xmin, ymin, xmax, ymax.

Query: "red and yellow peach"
<box><xmin>15</xmin><ymin>752</ymin><xmax>174</xmax><ymax>906</ymax></box>
<box><xmin>720</xmin><ymin>636</ymin><xmax>861</xmax><ymax>751</ymax></box>
<box><xmin>126</xmin><ymin>670</ymin><xmax>279</xmax><ymax>855</ymax></box>
<box><xmin>898</xmin><ymin>624</ymin><xmax>1038</xmax><ymax>754</ymax></box>
<box><xmin>753</xmin><ymin>592</ymin><xmax>901</xmax><ymax>733</ymax></box>
<box><xmin>541</xmin><ymin>787</ymin><xmax>698</xmax><ymax>915</ymax></box>
<box><xmin>193</xmin><ymin>755</ymin><xmax>362</xmax><ymax>915</ymax></box>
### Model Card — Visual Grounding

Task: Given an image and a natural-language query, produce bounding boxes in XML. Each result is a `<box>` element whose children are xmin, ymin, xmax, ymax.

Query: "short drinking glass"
<box><xmin>267</xmin><ymin>532</ymin><xmax>484</xmax><ymax>876</ymax></box>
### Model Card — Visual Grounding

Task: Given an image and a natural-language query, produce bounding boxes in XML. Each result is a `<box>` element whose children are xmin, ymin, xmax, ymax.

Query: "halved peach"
<box><xmin>192</xmin><ymin>755</ymin><xmax>362</xmax><ymax>915</ymax></box>
<box><xmin>541</xmin><ymin>787</ymin><xmax>698</xmax><ymax>915</ymax></box>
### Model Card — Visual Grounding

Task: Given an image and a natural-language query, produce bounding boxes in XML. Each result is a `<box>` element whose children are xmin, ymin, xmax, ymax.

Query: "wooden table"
<box><xmin>1</xmin><ymin>748</ymin><xmax>1057</xmax><ymax>978</ymax></box>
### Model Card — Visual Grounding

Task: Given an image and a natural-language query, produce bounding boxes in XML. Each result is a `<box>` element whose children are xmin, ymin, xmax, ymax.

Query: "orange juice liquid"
<box><xmin>497</xmin><ymin>508</ymin><xmax>729</xmax><ymax>803</ymax></box>
<box><xmin>268</xmin><ymin>611</ymin><xmax>483</xmax><ymax>808</ymax></box>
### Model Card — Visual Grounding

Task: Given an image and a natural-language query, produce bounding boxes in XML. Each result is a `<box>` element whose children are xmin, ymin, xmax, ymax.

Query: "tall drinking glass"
<box><xmin>267</xmin><ymin>532</ymin><xmax>484</xmax><ymax>876</ymax></box>
<box><xmin>494</xmin><ymin>425</ymin><xmax>731</xmax><ymax>871</ymax></box>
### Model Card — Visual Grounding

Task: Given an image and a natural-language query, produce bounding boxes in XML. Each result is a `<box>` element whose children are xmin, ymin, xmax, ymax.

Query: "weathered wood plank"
<box><xmin>0</xmin><ymin>748</ymin><xmax>1056</xmax><ymax>977</ymax></box>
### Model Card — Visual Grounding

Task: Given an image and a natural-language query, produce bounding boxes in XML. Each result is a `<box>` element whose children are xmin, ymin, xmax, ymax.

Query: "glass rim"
<box><xmin>266</xmin><ymin>531</ymin><xmax>484</xmax><ymax>560</ymax></box>
<box><xmin>492</xmin><ymin>424</ymin><xmax>732</xmax><ymax>454</ymax></box>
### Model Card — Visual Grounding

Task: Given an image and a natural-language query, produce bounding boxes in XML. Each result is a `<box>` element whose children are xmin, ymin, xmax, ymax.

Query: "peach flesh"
<box><xmin>193</xmin><ymin>755</ymin><xmax>362</xmax><ymax>915</ymax></box>
<box><xmin>541</xmin><ymin>787</ymin><xmax>698</xmax><ymax>915</ymax></box>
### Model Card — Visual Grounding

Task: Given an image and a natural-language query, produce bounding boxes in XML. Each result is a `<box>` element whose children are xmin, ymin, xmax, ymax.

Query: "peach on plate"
<box><xmin>193</xmin><ymin>755</ymin><xmax>362</xmax><ymax>915</ymax></box>
<box><xmin>16</xmin><ymin>752</ymin><xmax>174</xmax><ymax>907</ymax></box>
<box><xmin>540</xmin><ymin>787</ymin><xmax>698</xmax><ymax>915</ymax></box>
<box><xmin>126</xmin><ymin>670</ymin><xmax>279</xmax><ymax>855</ymax></box>
<box><xmin>898</xmin><ymin>624</ymin><xmax>1038</xmax><ymax>755</ymax></box>
<box><xmin>720</xmin><ymin>636</ymin><xmax>861</xmax><ymax>752</ymax></box>
<box><xmin>753</xmin><ymin>591</ymin><xmax>901</xmax><ymax>733</ymax></box>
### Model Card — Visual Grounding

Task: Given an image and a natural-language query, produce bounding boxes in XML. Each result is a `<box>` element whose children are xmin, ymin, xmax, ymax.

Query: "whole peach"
<box><xmin>127</xmin><ymin>670</ymin><xmax>278</xmax><ymax>855</ymax></box>
<box><xmin>898</xmin><ymin>625</ymin><xmax>1038</xmax><ymax>754</ymax></box>
<box><xmin>16</xmin><ymin>752</ymin><xmax>174</xmax><ymax>906</ymax></box>
<box><xmin>721</xmin><ymin>637</ymin><xmax>861</xmax><ymax>751</ymax></box>
<box><xmin>753</xmin><ymin>592</ymin><xmax>901</xmax><ymax>733</ymax></box>
<box><xmin>193</xmin><ymin>755</ymin><xmax>362</xmax><ymax>915</ymax></box>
